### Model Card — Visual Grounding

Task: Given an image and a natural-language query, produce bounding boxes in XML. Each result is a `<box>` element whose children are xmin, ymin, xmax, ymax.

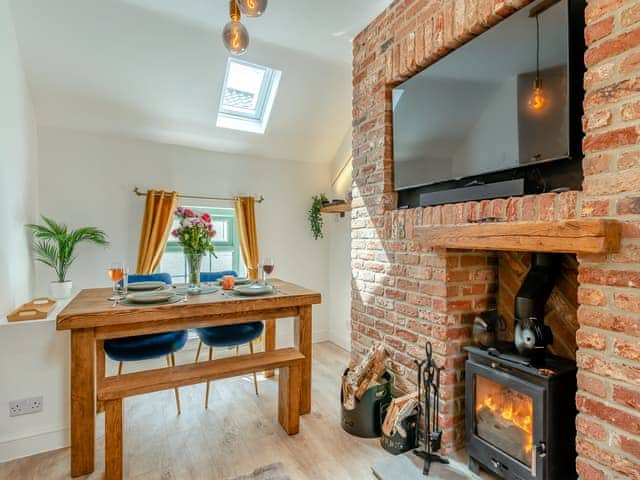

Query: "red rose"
<box><xmin>184</xmin><ymin>209</ymin><xmax>194</xmax><ymax>217</ymax></box>
<box><xmin>201</xmin><ymin>213</ymin><xmax>211</xmax><ymax>223</ymax></box>
<box><xmin>209</xmin><ymin>230</ymin><xmax>216</xmax><ymax>238</ymax></box>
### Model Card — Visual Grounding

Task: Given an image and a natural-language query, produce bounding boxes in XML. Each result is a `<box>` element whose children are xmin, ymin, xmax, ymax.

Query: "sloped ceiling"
<box><xmin>10</xmin><ymin>0</ymin><xmax>390</xmax><ymax>163</ymax></box>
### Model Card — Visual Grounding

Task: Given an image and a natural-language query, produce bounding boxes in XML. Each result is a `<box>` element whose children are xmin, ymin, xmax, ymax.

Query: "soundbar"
<box><xmin>419</xmin><ymin>178</ymin><xmax>525</xmax><ymax>207</ymax></box>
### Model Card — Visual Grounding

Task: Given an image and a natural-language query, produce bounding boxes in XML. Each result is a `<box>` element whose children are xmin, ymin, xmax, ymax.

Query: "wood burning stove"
<box><xmin>465</xmin><ymin>346</ymin><xmax>577</xmax><ymax>480</ymax></box>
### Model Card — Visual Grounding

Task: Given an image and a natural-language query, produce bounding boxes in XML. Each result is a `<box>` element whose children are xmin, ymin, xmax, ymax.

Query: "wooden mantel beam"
<box><xmin>414</xmin><ymin>219</ymin><xmax>621</xmax><ymax>254</ymax></box>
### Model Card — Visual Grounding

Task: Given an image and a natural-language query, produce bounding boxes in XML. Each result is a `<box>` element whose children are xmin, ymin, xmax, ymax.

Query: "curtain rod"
<box><xmin>133</xmin><ymin>187</ymin><xmax>264</xmax><ymax>203</ymax></box>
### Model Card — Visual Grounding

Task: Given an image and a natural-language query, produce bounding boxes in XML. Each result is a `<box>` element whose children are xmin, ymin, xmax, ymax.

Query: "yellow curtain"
<box><xmin>136</xmin><ymin>190</ymin><xmax>178</xmax><ymax>274</ymax></box>
<box><xmin>234</xmin><ymin>196</ymin><xmax>260</xmax><ymax>280</ymax></box>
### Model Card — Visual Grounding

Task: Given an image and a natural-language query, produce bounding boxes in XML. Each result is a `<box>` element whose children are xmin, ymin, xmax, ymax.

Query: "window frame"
<box><xmin>216</xmin><ymin>57</ymin><xmax>282</xmax><ymax>134</ymax></box>
<box><xmin>162</xmin><ymin>206</ymin><xmax>242</xmax><ymax>283</ymax></box>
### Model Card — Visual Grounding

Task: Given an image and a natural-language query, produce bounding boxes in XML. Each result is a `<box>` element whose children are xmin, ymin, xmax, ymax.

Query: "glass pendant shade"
<box><xmin>236</xmin><ymin>0</ymin><xmax>268</xmax><ymax>17</ymax></box>
<box><xmin>223</xmin><ymin>20</ymin><xmax>249</xmax><ymax>55</ymax></box>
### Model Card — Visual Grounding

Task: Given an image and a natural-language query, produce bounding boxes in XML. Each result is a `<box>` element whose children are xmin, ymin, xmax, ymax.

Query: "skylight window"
<box><xmin>217</xmin><ymin>58</ymin><xmax>281</xmax><ymax>134</ymax></box>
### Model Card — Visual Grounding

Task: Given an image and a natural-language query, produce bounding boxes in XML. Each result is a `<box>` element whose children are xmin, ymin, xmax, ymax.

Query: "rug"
<box><xmin>226</xmin><ymin>462</ymin><xmax>290</xmax><ymax>480</ymax></box>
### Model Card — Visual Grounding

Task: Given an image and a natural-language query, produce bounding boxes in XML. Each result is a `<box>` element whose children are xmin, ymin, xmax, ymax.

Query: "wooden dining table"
<box><xmin>56</xmin><ymin>278</ymin><xmax>321</xmax><ymax>479</ymax></box>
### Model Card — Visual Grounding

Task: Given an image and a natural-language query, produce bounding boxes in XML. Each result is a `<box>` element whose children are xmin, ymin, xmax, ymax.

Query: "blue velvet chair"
<box><xmin>195</xmin><ymin>270</ymin><xmax>264</xmax><ymax>408</ymax></box>
<box><xmin>104</xmin><ymin>273</ymin><xmax>188</xmax><ymax>414</ymax></box>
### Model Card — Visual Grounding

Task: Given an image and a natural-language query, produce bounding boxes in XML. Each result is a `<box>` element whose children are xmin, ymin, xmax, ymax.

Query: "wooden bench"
<box><xmin>98</xmin><ymin>348</ymin><xmax>305</xmax><ymax>480</ymax></box>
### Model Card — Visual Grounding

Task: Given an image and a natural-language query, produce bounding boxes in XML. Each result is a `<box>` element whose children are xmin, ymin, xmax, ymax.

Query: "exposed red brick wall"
<box><xmin>351</xmin><ymin>0</ymin><xmax>640</xmax><ymax>475</ymax></box>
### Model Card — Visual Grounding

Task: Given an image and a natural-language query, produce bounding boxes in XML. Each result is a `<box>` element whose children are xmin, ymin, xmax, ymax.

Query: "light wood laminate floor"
<box><xmin>1</xmin><ymin>342</ymin><xmax>393</xmax><ymax>480</ymax></box>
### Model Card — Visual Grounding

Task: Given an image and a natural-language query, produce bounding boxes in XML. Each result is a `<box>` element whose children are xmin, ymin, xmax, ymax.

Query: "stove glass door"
<box><xmin>475</xmin><ymin>375</ymin><xmax>533</xmax><ymax>467</ymax></box>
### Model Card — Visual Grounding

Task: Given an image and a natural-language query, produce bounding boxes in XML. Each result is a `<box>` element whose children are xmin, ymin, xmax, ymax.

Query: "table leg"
<box><xmin>105</xmin><ymin>399</ymin><xmax>123</xmax><ymax>480</ymax></box>
<box><xmin>70</xmin><ymin>329</ymin><xmax>96</xmax><ymax>477</ymax></box>
<box><xmin>295</xmin><ymin>305</ymin><xmax>312</xmax><ymax>415</ymax></box>
<box><xmin>264</xmin><ymin>318</ymin><xmax>276</xmax><ymax>378</ymax></box>
<box><xmin>96</xmin><ymin>340</ymin><xmax>105</xmax><ymax>414</ymax></box>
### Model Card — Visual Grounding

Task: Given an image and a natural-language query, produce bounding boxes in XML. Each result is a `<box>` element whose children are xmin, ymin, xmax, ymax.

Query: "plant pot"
<box><xmin>50</xmin><ymin>281</ymin><xmax>73</xmax><ymax>299</ymax></box>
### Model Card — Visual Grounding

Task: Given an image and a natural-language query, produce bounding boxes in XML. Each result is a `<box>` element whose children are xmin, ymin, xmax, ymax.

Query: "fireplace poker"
<box><xmin>414</xmin><ymin>342</ymin><xmax>449</xmax><ymax>476</ymax></box>
<box><xmin>414</xmin><ymin>357</ymin><xmax>426</xmax><ymax>452</ymax></box>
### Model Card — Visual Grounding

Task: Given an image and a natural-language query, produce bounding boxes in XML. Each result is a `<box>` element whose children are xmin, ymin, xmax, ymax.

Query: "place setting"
<box><xmin>107</xmin><ymin>262</ymin><xmax>184</xmax><ymax>307</ymax></box>
<box><xmin>225</xmin><ymin>257</ymin><xmax>277</xmax><ymax>298</ymax></box>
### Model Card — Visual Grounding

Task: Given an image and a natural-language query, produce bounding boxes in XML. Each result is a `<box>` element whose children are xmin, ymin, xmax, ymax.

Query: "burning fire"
<box><xmin>478</xmin><ymin>392</ymin><xmax>533</xmax><ymax>455</ymax></box>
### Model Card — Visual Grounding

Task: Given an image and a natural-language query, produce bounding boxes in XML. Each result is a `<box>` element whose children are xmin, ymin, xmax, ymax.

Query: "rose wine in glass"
<box><xmin>262</xmin><ymin>257</ymin><xmax>274</xmax><ymax>285</ymax></box>
<box><xmin>108</xmin><ymin>262</ymin><xmax>125</xmax><ymax>302</ymax></box>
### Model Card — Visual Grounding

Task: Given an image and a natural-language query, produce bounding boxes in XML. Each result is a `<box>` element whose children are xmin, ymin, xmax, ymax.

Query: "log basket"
<box><xmin>340</xmin><ymin>368</ymin><xmax>392</xmax><ymax>438</ymax></box>
<box><xmin>379</xmin><ymin>401</ymin><xmax>418</xmax><ymax>454</ymax></box>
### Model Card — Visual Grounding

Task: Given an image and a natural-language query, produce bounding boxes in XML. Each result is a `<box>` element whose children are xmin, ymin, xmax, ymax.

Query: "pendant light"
<box><xmin>223</xmin><ymin>0</ymin><xmax>249</xmax><ymax>56</ymax></box>
<box><xmin>529</xmin><ymin>14</ymin><xmax>546</xmax><ymax>111</ymax></box>
<box><xmin>236</xmin><ymin>0</ymin><xmax>268</xmax><ymax>17</ymax></box>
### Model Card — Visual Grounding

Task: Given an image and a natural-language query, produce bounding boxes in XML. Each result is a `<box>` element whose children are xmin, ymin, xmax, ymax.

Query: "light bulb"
<box><xmin>236</xmin><ymin>0</ymin><xmax>267</xmax><ymax>17</ymax></box>
<box><xmin>223</xmin><ymin>20</ymin><xmax>249</xmax><ymax>55</ymax></box>
<box><xmin>529</xmin><ymin>78</ymin><xmax>546</xmax><ymax>111</ymax></box>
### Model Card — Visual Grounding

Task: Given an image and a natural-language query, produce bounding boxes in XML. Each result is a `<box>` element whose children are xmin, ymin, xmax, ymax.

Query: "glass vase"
<box><xmin>185</xmin><ymin>253</ymin><xmax>204</xmax><ymax>291</ymax></box>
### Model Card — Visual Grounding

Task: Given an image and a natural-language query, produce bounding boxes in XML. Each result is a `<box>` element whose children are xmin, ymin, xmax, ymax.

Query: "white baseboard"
<box><xmin>0</xmin><ymin>426</ymin><xmax>69</xmax><ymax>463</ymax></box>
<box><xmin>313</xmin><ymin>328</ymin><xmax>329</xmax><ymax>343</ymax></box>
<box><xmin>328</xmin><ymin>333</ymin><xmax>350</xmax><ymax>352</ymax></box>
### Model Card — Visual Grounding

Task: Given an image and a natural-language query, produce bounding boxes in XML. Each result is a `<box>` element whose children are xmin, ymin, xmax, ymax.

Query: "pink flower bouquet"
<box><xmin>172</xmin><ymin>207</ymin><xmax>216</xmax><ymax>256</ymax></box>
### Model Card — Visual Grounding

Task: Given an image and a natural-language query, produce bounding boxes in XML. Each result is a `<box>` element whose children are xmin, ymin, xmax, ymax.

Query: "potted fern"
<box><xmin>26</xmin><ymin>216</ymin><xmax>109</xmax><ymax>299</ymax></box>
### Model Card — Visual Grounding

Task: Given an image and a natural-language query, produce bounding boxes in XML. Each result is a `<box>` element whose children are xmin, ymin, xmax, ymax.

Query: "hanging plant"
<box><xmin>308</xmin><ymin>193</ymin><xmax>328</xmax><ymax>240</ymax></box>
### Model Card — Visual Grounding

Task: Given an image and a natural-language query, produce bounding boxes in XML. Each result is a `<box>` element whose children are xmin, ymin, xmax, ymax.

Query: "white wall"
<box><xmin>0</xmin><ymin>1</ymin><xmax>47</xmax><ymax>462</ymax></box>
<box><xmin>0</xmin><ymin>0</ymin><xmax>38</xmax><ymax>315</ymax></box>
<box><xmin>327</xmin><ymin>130</ymin><xmax>352</xmax><ymax>351</ymax></box>
<box><xmin>0</xmin><ymin>125</ymin><xmax>332</xmax><ymax>461</ymax></box>
<box><xmin>35</xmin><ymin>127</ymin><xmax>332</xmax><ymax>344</ymax></box>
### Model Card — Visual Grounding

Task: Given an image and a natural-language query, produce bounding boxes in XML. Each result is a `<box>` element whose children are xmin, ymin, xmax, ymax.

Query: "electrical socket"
<box><xmin>9</xmin><ymin>396</ymin><xmax>43</xmax><ymax>417</ymax></box>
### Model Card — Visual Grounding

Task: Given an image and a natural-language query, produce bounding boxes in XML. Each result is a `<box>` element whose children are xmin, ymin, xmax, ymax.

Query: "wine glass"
<box><xmin>108</xmin><ymin>262</ymin><xmax>125</xmax><ymax>302</ymax></box>
<box><xmin>262</xmin><ymin>257</ymin><xmax>275</xmax><ymax>285</ymax></box>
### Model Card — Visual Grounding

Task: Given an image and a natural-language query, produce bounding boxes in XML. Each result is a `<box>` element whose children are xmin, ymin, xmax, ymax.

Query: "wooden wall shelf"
<box><xmin>320</xmin><ymin>203</ymin><xmax>351</xmax><ymax>216</ymax></box>
<box><xmin>414</xmin><ymin>219</ymin><xmax>621</xmax><ymax>254</ymax></box>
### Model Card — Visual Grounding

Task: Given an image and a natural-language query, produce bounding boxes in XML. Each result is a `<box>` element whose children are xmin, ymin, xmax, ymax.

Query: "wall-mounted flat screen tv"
<box><xmin>392</xmin><ymin>0</ymin><xmax>584</xmax><ymax>197</ymax></box>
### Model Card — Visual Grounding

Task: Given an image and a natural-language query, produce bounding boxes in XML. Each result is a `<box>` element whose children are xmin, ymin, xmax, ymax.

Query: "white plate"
<box><xmin>233</xmin><ymin>284</ymin><xmax>274</xmax><ymax>296</ymax></box>
<box><xmin>126</xmin><ymin>291</ymin><xmax>176</xmax><ymax>304</ymax></box>
<box><xmin>127</xmin><ymin>281</ymin><xmax>168</xmax><ymax>291</ymax></box>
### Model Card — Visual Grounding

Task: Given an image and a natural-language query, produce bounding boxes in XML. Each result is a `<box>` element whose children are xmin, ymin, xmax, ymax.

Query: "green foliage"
<box><xmin>26</xmin><ymin>216</ymin><xmax>109</xmax><ymax>282</ymax></box>
<box><xmin>308</xmin><ymin>193</ymin><xmax>328</xmax><ymax>240</ymax></box>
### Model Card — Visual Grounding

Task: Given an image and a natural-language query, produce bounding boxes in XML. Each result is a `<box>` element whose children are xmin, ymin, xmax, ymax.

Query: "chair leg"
<box><xmin>205</xmin><ymin>347</ymin><xmax>213</xmax><ymax>409</ymax></box>
<box><xmin>249</xmin><ymin>341</ymin><xmax>259</xmax><ymax>396</ymax></box>
<box><xmin>117</xmin><ymin>361</ymin><xmax>123</xmax><ymax>375</ymax></box>
<box><xmin>195</xmin><ymin>340</ymin><xmax>202</xmax><ymax>362</ymax></box>
<box><xmin>168</xmin><ymin>354</ymin><xmax>181</xmax><ymax>415</ymax></box>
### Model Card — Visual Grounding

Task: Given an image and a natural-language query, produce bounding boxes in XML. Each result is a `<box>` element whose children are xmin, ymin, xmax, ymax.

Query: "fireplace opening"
<box><xmin>465</xmin><ymin>251</ymin><xmax>579</xmax><ymax>479</ymax></box>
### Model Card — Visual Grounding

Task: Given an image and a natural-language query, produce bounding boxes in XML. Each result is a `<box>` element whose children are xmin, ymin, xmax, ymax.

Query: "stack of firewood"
<box><xmin>381</xmin><ymin>392</ymin><xmax>419</xmax><ymax>438</ymax></box>
<box><xmin>342</xmin><ymin>343</ymin><xmax>389</xmax><ymax>410</ymax></box>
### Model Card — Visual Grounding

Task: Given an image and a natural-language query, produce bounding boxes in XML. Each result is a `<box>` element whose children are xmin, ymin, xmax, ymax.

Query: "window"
<box><xmin>159</xmin><ymin>207</ymin><xmax>244</xmax><ymax>283</ymax></box>
<box><xmin>216</xmin><ymin>57</ymin><xmax>282</xmax><ymax>134</ymax></box>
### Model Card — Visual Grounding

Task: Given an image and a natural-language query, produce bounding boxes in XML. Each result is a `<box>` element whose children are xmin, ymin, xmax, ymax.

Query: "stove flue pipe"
<box><xmin>514</xmin><ymin>253</ymin><xmax>560</xmax><ymax>323</ymax></box>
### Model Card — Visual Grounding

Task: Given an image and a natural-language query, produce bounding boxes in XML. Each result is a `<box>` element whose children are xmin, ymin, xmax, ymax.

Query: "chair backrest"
<box><xmin>200</xmin><ymin>270</ymin><xmax>238</xmax><ymax>283</ymax></box>
<box><xmin>128</xmin><ymin>273</ymin><xmax>173</xmax><ymax>285</ymax></box>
